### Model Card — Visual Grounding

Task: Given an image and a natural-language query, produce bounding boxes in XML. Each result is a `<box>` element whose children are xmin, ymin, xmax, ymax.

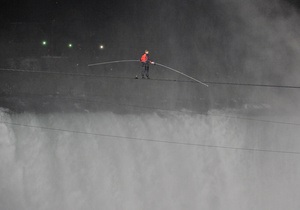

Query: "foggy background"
<box><xmin>1</xmin><ymin>0</ymin><xmax>300</xmax><ymax>209</ymax></box>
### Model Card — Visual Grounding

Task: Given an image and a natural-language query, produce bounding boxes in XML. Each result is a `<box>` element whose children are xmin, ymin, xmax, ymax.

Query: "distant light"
<box><xmin>68</xmin><ymin>43</ymin><xmax>73</xmax><ymax>48</ymax></box>
<box><xmin>99</xmin><ymin>44</ymin><xmax>104</xmax><ymax>50</ymax></box>
<box><xmin>42</xmin><ymin>41</ymin><xmax>47</xmax><ymax>46</ymax></box>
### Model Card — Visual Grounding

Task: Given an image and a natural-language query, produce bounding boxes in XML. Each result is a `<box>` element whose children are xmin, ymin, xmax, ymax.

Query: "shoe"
<box><xmin>142</xmin><ymin>77</ymin><xmax>145</xmax><ymax>79</ymax></box>
<box><xmin>147</xmin><ymin>76</ymin><xmax>150</xmax><ymax>79</ymax></box>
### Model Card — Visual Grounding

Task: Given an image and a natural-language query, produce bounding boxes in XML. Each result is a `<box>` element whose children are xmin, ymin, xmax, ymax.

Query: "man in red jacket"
<box><xmin>140</xmin><ymin>50</ymin><xmax>155</xmax><ymax>79</ymax></box>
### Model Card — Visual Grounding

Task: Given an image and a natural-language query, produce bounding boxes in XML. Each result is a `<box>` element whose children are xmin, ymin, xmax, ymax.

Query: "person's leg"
<box><xmin>146</xmin><ymin>65</ymin><xmax>150</xmax><ymax>78</ymax></box>
<box><xmin>141</xmin><ymin>63</ymin><xmax>145</xmax><ymax>78</ymax></box>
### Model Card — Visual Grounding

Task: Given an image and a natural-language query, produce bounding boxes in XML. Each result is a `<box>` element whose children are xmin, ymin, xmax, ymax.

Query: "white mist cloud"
<box><xmin>1</xmin><ymin>110</ymin><xmax>300</xmax><ymax>210</ymax></box>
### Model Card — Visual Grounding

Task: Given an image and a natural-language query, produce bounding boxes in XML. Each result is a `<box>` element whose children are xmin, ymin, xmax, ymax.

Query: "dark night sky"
<box><xmin>1</xmin><ymin>0</ymin><xmax>300</xmax><ymax>63</ymax></box>
<box><xmin>1</xmin><ymin>0</ymin><xmax>132</xmax><ymax>24</ymax></box>
<box><xmin>0</xmin><ymin>0</ymin><xmax>145</xmax><ymax>57</ymax></box>
<box><xmin>1</xmin><ymin>0</ymin><xmax>299</xmax><ymax>23</ymax></box>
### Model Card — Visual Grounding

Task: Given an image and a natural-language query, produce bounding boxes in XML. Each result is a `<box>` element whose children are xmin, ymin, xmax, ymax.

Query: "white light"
<box><xmin>99</xmin><ymin>45</ymin><xmax>104</xmax><ymax>49</ymax></box>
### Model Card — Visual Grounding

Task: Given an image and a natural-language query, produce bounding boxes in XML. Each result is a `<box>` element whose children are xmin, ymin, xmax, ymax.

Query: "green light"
<box><xmin>42</xmin><ymin>41</ymin><xmax>47</xmax><ymax>46</ymax></box>
<box><xmin>68</xmin><ymin>43</ymin><xmax>73</xmax><ymax>48</ymax></box>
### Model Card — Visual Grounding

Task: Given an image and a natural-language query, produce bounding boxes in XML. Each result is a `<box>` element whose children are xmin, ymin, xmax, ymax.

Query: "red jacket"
<box><xmin>140</xmin><ymin>53</ymin><xmax>150</xmax><ymax>63</ymax></box>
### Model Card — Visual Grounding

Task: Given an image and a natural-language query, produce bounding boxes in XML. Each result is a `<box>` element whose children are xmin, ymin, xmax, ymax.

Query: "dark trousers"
<box><xmin>141</xmin><ymin>62</ymin><xmax>149</xmax><ymax>78</ymax></box>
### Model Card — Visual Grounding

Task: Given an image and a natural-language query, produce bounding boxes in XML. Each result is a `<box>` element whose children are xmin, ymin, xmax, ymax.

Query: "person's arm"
<box><xmin>148</xmin><ymin>55</ymin><xmax>155</xmax><ymax>64</ymax></box>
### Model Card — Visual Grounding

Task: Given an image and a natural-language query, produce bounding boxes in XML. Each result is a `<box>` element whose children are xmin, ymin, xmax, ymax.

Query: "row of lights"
<box><xmin>41</xmin><ymin>41</ymin><xmax>105</xmax><ymax>49</ymax></box>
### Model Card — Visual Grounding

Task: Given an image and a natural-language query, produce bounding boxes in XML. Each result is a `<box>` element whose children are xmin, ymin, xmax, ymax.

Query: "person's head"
<box><xmin>145</xmin><ymin>50</ymin><xmax>149</xmax><ymax>54</ymax></box>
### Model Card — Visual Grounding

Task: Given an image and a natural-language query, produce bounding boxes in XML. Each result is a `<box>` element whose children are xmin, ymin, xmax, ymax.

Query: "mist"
<box><xmin>1</xmin><ymin>0</ymin><xmax>300</xmax><ymax>209</ymax></box>
<box><xmin>1</xmin><ymin>110</ymin><xmax>300</xmax><ymax>210</ymax></box>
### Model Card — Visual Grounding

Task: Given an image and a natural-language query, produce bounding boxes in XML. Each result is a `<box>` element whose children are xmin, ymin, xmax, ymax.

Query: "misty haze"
<box><xmin>1</xmin><ymin>0</ymin><xmax>300</xmax><ymax>209</ymax></box>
